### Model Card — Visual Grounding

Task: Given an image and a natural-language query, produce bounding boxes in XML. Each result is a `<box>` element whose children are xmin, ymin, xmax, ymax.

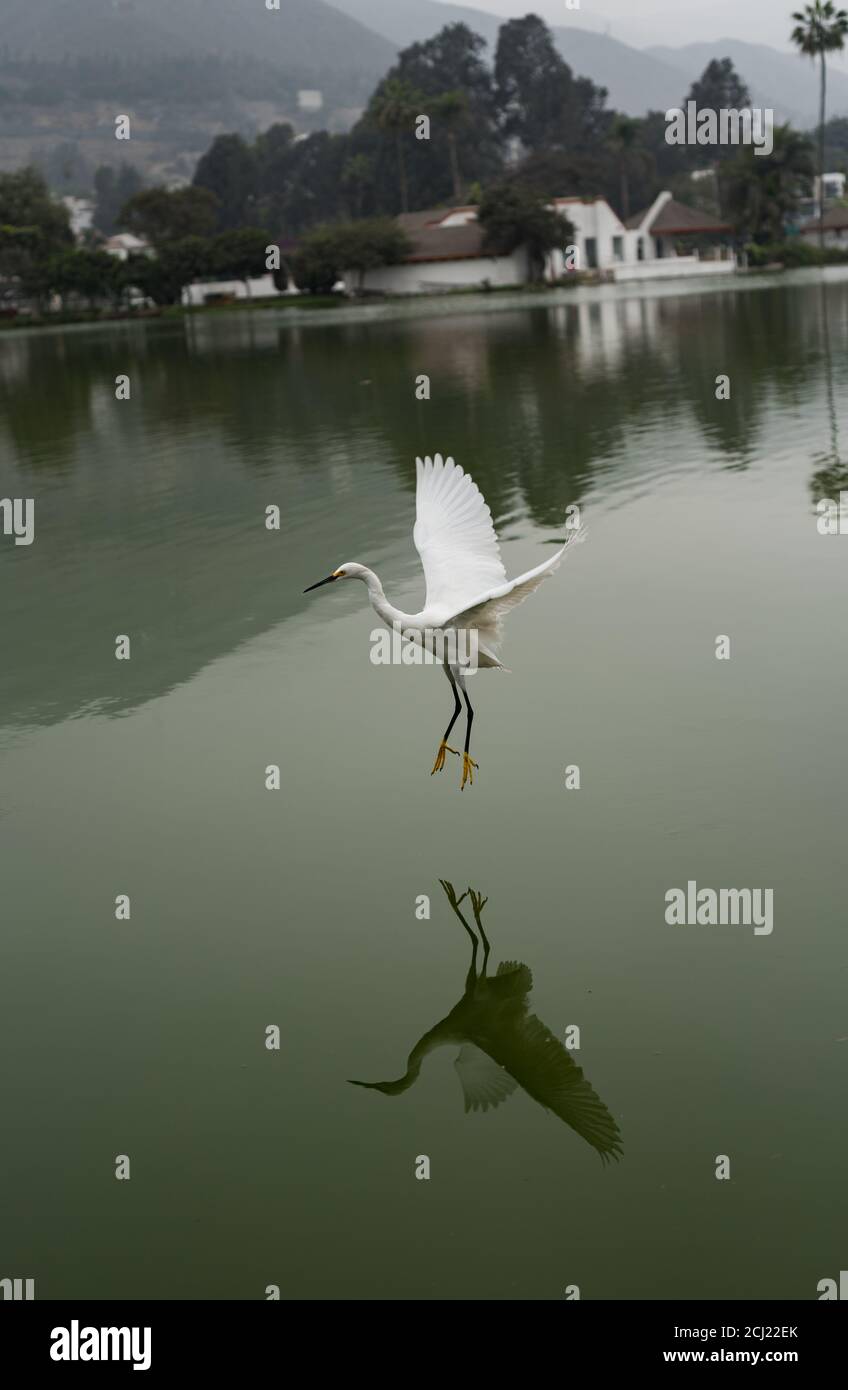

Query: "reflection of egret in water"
<box><xmin>810</xmin><ymin>278</ymin><xmax>846</xmax><ymax>502</ymax></box>
<box><xmin>350</xmin><ymin>881</ymin><xmax>622</xmax><ymax>1163</ymax></box>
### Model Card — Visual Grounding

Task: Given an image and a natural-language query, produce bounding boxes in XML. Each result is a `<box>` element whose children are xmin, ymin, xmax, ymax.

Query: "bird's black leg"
<box><xmin>468</xmin><ymin>890</ymin><xmax>490</xmax><ymax>971</ymax></box>
<box><xmin>457</xmin><ymin>671</ymin><xmax>478</xmax><ymax>790</ymax></box>
<box><xmin>430</xmin><ymin>663</ymin><xmax>462</xmax><ymax>775</ymax></box>
<box><xmin>438</xmin><ymin>880</ymin><xmax>478</xmax><ymax>992</ymax></box>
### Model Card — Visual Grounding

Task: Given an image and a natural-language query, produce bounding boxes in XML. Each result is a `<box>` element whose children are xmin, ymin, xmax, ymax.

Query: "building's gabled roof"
<box><xmin>627</xmin><ymin>198</ymin><xmax>732</xmax><ymax>234</ymax></box>
<box><xmin>396</xmin><ymin>208</ymin><xmax>488</xmax><ymax>263</ymax></box>
<box><xmin>800</xmin><ymin>204</ymin><xmax>848</xmax><ymax>231</ymax></box>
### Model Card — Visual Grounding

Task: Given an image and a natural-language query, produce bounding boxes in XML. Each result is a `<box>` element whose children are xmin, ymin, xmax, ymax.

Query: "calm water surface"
<box><xmin>1</xmin><ymin>272</ymin><xmax>847</xmax><ymax>1299</ymax></box>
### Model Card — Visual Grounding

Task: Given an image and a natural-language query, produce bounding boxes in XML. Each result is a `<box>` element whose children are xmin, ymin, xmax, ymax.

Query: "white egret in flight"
<box><xmin>304</xmin><ymin>454</ymin><xmax>583</xmax><ymax>788</ymax></box>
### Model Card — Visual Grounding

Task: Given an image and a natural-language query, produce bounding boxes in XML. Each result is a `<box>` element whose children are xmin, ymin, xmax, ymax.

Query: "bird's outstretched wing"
<box><xmin>493</xmin><ymin>1013</ymin><xmax>623</xmax><ymax>1163</ymax></box>
<box><xmin>454</xmin><ymin>1043</ymin><xmax>519</xmax><ymax>1114</ymax></box>
<box><xmin>445</xmin><ymin>525</ymin><xmax>585</xmax><ymax>660</ymax></box>
<box><xmin>414</xmin><ymin>454</ymin><xmax>507</xmax><ymax>616</ymax></box>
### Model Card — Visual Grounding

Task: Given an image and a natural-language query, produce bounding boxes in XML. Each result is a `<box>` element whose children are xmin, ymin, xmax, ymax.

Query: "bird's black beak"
<box><xmin>303</xmin><ymin>573</ymin><xmax>338</xmax><ymax>593</ymax></box>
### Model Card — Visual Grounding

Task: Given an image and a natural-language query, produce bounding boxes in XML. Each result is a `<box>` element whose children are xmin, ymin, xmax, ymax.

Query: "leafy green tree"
<box><xmin>0</xmin><ymin>168</ymin><xmax>72</xmax><ymax>305</ymax></box>
<box><xmin>724</xmin><ymin>123</ymin><xmax>815</xmax><ymax>242</ymax></box>
<box><xmin>123</xmin><ymin>237</ymin><xmax>212</xmax><ymax>306</ymax></box>
<box><xmin>291</xmin><ymin>226</ymin><xmax>343</xmax><ymax>296</ymax></box>
<box><xmin>268</xmin><ymin>132</ymin><xmax>351</xmax><ymax>236</ymax></box>
<box><xmin>359</xmin><ymin>24</ymin><xmax>501</xmax><ymax>216</ymax></box>
<box><xmin>331</xmin><ymin>218</ymin><xmax>411</xmax><ymax>293</ymax></box>
<box><xmin>50</xmin><ymin>248</ymin><xmax>122</xmax><ymax>307</ymax></box>
<box><xmin>292</xmin><ymin>218</ymin><xmax>410</xmax><ymax>294</ymax></box>
<box><xmin>0</xmin><ymin>167</ymin><xmax>72</xmax><ymax>252</ymax></box>
<box><xmin>494</xmin><ymin>15</ymin><xmax>609</xmax><ymax>157</ymax></box>
<box><xmin>791</xmin><ymin>1</ymin><xmax>848</xmax><ymax>246</ymax></box>
<box><xmin>93</xmin><ymin>163</ymin><xmax>143</xmax><ymax>235</ymax></box>
<box><xmin>119</xmin><ymin>187</ymin><xmax>220</xmax><ymax>247</ymax></box>
<box><xmin>369</xmin><ymin>78</ymin><xmax>422</xmax><ymax>214</ymax></box>
<box><xmin>209</xmin><ymin>228</ymin><xmax>269</xmax><ymax>295</ymax></box>
<box><xmin>681</xmin><ymin>59</ymin><xmax>753</xmax><ymax>215</ymax></box>
<box><xmin>686</xmin><ymin>58</ymin><xmax>751</xmax><ymax>122</ymax></box>
<box><xmin>606</xmin><ymin>115</ymin><xmax>642</xmax><ymax>220</ymax></box>
<box><xmin>341</xmin><ymin>153</ymin><xmax>376</xmax><ymax>220</ymax></box>
<box><xmin>477</xmin><ymin>182</ymin><xmax>565</xmax><ymax>282</ymax></box>
<box><xmin>434</xmin><ymin>90</ymin><xmax>470</xmax><ymax>202</ymax></box>
<box><xmin>193</xmin><ymin>133</ymin><xmax>258</xmax><ymax>230</ymax></box>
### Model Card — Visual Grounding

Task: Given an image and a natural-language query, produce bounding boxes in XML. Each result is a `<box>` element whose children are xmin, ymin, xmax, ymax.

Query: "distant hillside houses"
<box><xmin>346</xmin><ymin>193</ymin><xmax>737</xmax><ymax>295</ymax></box>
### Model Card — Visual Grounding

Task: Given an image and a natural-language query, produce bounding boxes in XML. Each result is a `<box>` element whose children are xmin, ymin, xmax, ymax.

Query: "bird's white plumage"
<box><xmin>412</xmin><ymin>454</ymin><xmax>583</xmax><ymax>666</ymax></box>
<box><xmin>447</xmin><ymin>537</ymin><xmax>581</xmax><ymax>663</ymax></box>
<box><xmin>414</xmin><ymin>454</ymin><xmax>507</xmax><ymax>618</ymax></box>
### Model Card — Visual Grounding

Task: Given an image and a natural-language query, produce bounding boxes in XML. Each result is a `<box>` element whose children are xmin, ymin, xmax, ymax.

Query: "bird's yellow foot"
<box><xmin>460</xmin><ymin>752</ymin><xmax>479</xmax><ymax>790</ymax></box>
<box><xmin>431</xmin><ymin>741</ymin><xmax>460</xmax><ymax>775</ymax></box>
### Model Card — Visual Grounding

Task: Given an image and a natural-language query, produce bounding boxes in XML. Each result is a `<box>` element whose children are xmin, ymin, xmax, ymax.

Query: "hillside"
<box><xmin>326</xmin><ymin>0</ymin><xmax>502</xmax><ymax>50</ymax></box>
<box><xmin>329</xmin><ymin>0</ymin><xmax>715</xmax><ymax>116</ymax></box>
<box><xmin>649</xmin><ymin>38</ymin><xmax>848</xmax><ymax>128</ymax></box>
<box><xmin>330</xmin><ymin>1</ymin><xmax>848</xmax><ymax>125</ymax></box>
<box><xmin>0</xmin><ymin>0</ymin><xmax>396</xmax><ymax>182</ymax></box>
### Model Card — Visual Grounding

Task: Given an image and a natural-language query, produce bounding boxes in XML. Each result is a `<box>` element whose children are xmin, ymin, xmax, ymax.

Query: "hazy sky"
<box><xmin>437</xmin><ymin>0</ymin><xmax>848</xmax><ymax>63</ymax></box>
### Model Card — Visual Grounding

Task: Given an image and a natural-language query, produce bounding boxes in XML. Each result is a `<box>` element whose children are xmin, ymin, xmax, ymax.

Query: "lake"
<box><xmin>1</xmin><ymin>270</ymin><xmax>846</xmax><ymax>1300</ymax></box>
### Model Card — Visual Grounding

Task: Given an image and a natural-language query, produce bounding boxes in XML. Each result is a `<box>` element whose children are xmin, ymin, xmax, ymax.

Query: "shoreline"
<box><xmin>3</xmin><ymin>264</ymin><xmax>848</xmax><ymax>337</ymax></box>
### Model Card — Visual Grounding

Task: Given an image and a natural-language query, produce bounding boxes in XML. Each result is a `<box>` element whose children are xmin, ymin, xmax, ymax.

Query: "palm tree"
<box><xmin>370</xmin><ymin>78</ymin><xmax>421</xmax><ymax>214</ymax></box>
<box><xmin>725</xmin><ymin>123</ymin><xmax>815</xmax><ymax>244</ymax></box>
<box><xmin>340</xmin><ymin>153</ymin><xmax>374</xmax><ymax>221</ymax></box>
<box><xmin>607</xmin><ymin>114</ymin><xmax>641</xmax><ymax>221</ymax></box>
<box><xmin>435</xmin><ymin>90</ymin><xmax>470</xmax><ymax>202</ymax></box>
<box><xmin>791</xmin><ymin>2</ymin><xmax>848</xmax><ymax>248</ymax></box>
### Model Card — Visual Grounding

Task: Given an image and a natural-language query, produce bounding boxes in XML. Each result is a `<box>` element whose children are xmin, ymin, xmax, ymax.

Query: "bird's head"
<box><xmin>347</xmin><ymin>1077</ymin><xmax>413</xmax><ymax>1096</ymax></box>
<box><xmin>303</xmin><ymin>561</ymin><xmax>369</xmax><ymax>593</ymax></box>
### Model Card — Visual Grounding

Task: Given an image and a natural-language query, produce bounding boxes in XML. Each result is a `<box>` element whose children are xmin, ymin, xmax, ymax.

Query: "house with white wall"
<box><xmin>347</xmin><ymin>191</ymin><xmax>736</xmax><ymax>295</ymax></box>
<box><xmin>548</xmin><ymin>192</ymin><xmax>735</xmax><ymax>281</ymax></box>
<box><xmin>103</xmin><ymin>232</ymin><xmax>150</xmax><ymax>261</ymax></box>
<box><xmin>348</xmin><ymin>206</ymin><xmax>528</xmax><ymax>295</ymax></box>
<box><xmin>620</xmin><ymin>192</ymin><xmax>736</xmax><ymax>279</ymax></box>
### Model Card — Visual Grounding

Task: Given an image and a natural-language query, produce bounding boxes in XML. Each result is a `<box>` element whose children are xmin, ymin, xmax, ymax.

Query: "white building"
<box><xmin>549</xmin><ymin>192</ymin><xmax>736</xmax><ymax>281</ymax></box>
<box><xmin>349</xmin><ymin>192</ymin><xmax>736</xmax><ymax>295</ymax></box>
<box><xmin>815</xmin><ymin>172</ymin><xmax>847</xmax><ymax>204</ymax></box>
<box><xmin>104</xmin><ymin>232</ymin><xmax>150</xmax><ymax>261</ymax></box>
<box><xmin>347</xmin><ymin>206</ymin><xmax>529</xmax><ymax>295</ymax></box>
<box><xmin>181</xmin><ymin>273</ymin><xmax>285</xmax><ymax>306</ymax></box>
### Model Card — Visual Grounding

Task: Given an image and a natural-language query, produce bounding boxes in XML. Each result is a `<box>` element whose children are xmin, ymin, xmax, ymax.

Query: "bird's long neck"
<box><xmin>360</xmin><ymin>567</ymin><xmax>412</xmax><ymax>627</ymax></box>
<box><xmin>352</xmin><ymin>1023</ymin><xmax>457</xmax><ymax>1096</ymax></box>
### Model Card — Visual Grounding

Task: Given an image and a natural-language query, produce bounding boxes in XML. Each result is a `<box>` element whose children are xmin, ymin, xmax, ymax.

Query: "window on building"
<box><xmin>612</xmin><ymin>236</ymin><xmax>624</xmax><ymax>262</ymax></box>
<box><xmin>637</xmin><ymin>237</ymin><xmax>644</xmax><ymax>261</ymax></box>
<box><xmin>585</xmin><ymin>237</ymin><xmax>598</xmax><ymax>269</ymax></box>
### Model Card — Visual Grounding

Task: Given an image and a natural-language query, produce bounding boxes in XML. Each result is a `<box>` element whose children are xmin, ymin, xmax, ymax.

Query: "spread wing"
<box><xmin>414</xmin><ymin>454</ymin><xmax>507</xmax><ymax>616</ymax></box>
<box><xmin>445</xmin><ymin>525</ymin><xmax>586</xmax><ymax>659</ymax></box>
<box><xmin>492</xmin><ymin>1013</ymin><xmax>622</xmax><ymax>1163</ymax></box>
<box><xmin>454</xmin><ymin>1043</ymin><xmax>519</xmax><ymax>1113</ymax></box>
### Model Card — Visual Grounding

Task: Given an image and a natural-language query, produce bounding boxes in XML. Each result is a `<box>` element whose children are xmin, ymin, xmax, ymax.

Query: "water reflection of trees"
<box><xmin>809</xmin><ymin>279</ymin><xmax>847</xmax><ymax>505</ymax></box>
<box><xmin>1</xmin><ymin>280</ymin><xmax>845</xmax><ymax>727</ymax></box>
<box><xmin>3</xmin><ymin>284</ymin><xmax>844</xmax><ymax>508</ymax></box>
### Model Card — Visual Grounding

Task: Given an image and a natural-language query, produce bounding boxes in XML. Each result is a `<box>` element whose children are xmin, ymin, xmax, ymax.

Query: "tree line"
<box><xmin>3</xmin><ymin>8</ymin><xmax>848</xmax><ymax>312</ymax></box>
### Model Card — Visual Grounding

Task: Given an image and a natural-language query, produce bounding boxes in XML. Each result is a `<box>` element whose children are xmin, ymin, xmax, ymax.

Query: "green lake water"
<box><xmin>1</xmin><ymin>271</ymin><xmax>846</xmax><ymax>1299</ymax></box>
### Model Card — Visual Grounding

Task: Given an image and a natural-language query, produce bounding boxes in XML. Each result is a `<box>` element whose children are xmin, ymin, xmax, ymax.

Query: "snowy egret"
<box><xmin>304</xmin><ymin>454</ymin><xmax>583</xmax><ymax>788</ymax></box>
<box><xmin>349</xmin><ymin>880</ymin><xmax>622</xmax><ymax>1162</ymax></box>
